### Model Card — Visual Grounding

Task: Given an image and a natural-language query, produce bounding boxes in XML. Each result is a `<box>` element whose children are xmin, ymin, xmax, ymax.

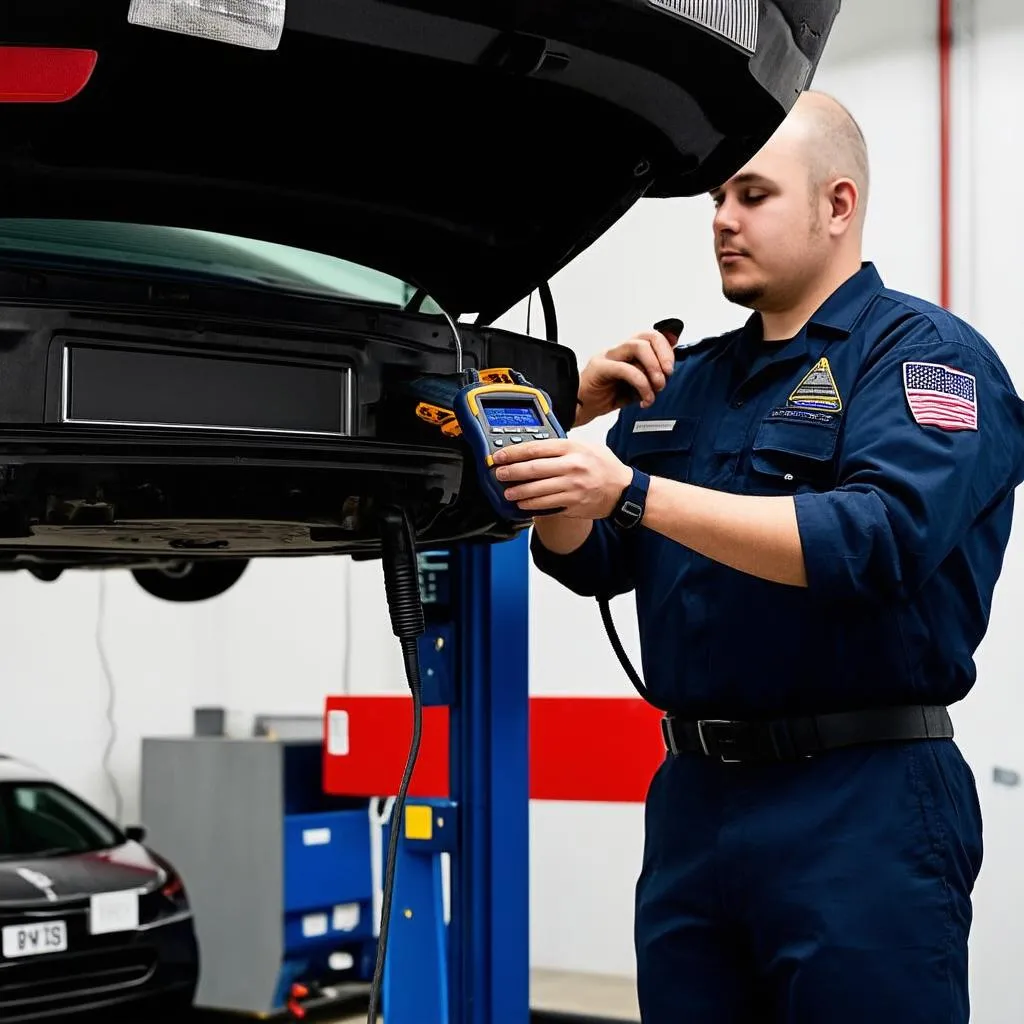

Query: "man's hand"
<box><xmin>492</xmin><ymin>438</ymin><xmax>632</xmax><ymax>519</ymax></box>
<box><xmin>575</xmin><ymin>329</ymin><xmax>676</xmax><ymax>428</ymax></box>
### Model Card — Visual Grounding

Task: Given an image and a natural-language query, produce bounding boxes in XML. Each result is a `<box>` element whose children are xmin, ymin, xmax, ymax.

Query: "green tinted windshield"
<box><xmin>0</xmin><ymin>219</ymin><xmax>435</xmax><ymax>308</ymax></box>
<box><xmin>0</xmin><ymin>781</ymin><xmax>121</xmax><ymax>857</ymax></box>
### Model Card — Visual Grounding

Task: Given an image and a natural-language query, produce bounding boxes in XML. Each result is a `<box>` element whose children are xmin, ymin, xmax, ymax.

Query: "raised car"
<box><xmin>0</xmin><ymin>0</ymin><xmax>840</xmax><ymax>601</ymax></box>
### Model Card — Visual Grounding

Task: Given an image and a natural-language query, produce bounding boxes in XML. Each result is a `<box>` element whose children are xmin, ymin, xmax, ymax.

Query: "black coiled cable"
<box><xmin>381</xmin><ymin>507</ymin><xmax>426</xmax><ymax>640</ymax></box>
<box><xmin>597</xmin><ymin>595</ymin><xmax>667</xmax><ymax>711</ymax></box>
<box><xmin>369</xmin><ymin>506</ymin><xmax>426</xmax><ymax>1024</ymax></box>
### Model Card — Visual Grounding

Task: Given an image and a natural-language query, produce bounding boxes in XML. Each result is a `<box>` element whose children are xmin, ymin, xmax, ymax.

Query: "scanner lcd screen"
<box><xmin>482</xmin><ymin>400</ymin><xmax>543</xmax><ymax>429</ymax></box>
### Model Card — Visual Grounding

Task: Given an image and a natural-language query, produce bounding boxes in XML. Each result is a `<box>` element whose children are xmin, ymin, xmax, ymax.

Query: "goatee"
<box><xmin>723</xmin><ymin>283</ymin><xmax>765</xmax><ymax>308</ymax></box>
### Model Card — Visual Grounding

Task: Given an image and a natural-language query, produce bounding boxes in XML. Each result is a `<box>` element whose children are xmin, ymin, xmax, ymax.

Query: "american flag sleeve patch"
<box><xmin>902</xmin><ymin>361</ymin><xmax>978</xmax><ymax>431</ymax></box>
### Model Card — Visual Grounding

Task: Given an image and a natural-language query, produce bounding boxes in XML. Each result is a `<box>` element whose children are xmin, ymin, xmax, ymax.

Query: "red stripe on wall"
<box><xmin>528</xmin><ymin>697</ymin><xmax>664</xmax><ymax>803</ymax></box>
<box><xmin>322</xmin><ymin>696</ymin><xmax>665</xmax><ymax>804</ymax></box>
<box><xmin>324</xmin><ymin>698</ymin><xmax>451</xmax><ymax>799</ymax></box>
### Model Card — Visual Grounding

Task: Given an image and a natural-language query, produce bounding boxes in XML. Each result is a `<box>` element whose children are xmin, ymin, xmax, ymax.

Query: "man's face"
<box><xmin>710</xmin><ymin>134</ymin><xmax>830</xmax><ymax>314</ymax></box>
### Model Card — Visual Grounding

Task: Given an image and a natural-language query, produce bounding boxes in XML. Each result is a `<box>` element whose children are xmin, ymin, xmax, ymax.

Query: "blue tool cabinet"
<box><xmin>281</xmin><ymin>808</ymin><xmax>374</xmax><ymax>970</ymax></box>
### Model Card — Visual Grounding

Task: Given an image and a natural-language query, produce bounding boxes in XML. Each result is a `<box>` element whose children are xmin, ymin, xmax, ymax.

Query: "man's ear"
<box><xmin>829</xmin><ymin>178</ymin><xmax>859</xmax><ymax>234</ymax></box>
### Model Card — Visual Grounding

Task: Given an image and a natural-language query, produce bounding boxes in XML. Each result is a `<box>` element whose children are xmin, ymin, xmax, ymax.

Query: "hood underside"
<box><xmin>0</xmin><ymin>0</ymin><xmax>840</xmax><ymax>319</ymax></box>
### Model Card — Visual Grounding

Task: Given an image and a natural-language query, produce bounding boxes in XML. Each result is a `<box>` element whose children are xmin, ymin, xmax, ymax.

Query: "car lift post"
<box><xmin>324</xmin><ymin>531</ymin><xmax>666</xmax><ymax>1023</ymax></box>
<box><xmin>379</xmin><ymin>531</ymin><xmax>531</xmax><ymax>1024</ymax></box>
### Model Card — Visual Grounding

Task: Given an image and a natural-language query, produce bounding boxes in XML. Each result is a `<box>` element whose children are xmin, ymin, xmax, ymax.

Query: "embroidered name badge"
<box><xmin>633</xmin><ymin>419</ymin><xmax>676</xmax><ymax>433</ymax></box>
<box><xmin>767</xmin><ymin>407</ymin><xmax>836</xmax><ymax>425</ymax></box>
<box><xmin>788</xmin><ymin>357</ymin><xmax>842</xmax><ymax>412</ymax></box>
<box><xmin>903</xmin><ymin>361</ymin><xmax>978</xmax><ymax>431</ymax></box>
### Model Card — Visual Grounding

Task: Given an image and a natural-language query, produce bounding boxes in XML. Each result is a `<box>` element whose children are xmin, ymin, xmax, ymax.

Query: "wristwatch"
<box><xmin>609</xmin><ymin>467</ymin><xmax>650</xmax><ymax>530</ymax></box>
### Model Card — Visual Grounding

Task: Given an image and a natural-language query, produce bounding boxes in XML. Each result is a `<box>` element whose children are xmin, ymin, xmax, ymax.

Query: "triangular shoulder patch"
<box><xmin>788</xmin><ymin>357</ymin><xmax>842</xmax><ymax>412</ymax></box>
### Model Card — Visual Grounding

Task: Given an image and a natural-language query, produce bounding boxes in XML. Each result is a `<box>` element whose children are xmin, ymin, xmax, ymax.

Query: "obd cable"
<box><xmin>370</xmin><ymin>504</ymin><xmax>427</xmax><ymax>1024</ymax></box>
<box><xmin>366</xmin><ymin>295</ymin><xmax>463</xmax><ymax>1021</ymax></box>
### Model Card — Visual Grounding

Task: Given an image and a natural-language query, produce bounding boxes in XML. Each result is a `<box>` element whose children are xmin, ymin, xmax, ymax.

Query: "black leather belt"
<box><xmin>660</xmin><ymin>705</ymin><xmax>953</xmax><ymax>763</ymax></box>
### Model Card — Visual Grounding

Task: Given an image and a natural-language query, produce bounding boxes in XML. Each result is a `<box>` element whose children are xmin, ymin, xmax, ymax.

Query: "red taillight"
<box><xmin>0</xmin><ymin>47</ymin><xmax>98</xmax><ymax>103</ymax></box>
<box><xmin>161</xmin><ymin>876</ymin><xmax>184</xmax><ymax>901</ymax></box>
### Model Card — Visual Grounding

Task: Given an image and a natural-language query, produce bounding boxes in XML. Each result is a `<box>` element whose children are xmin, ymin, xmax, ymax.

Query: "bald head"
<box><xmin>709</xmin><ymin>89</ymin><xmax>871</xmax><ymax>329</ymax></box>
<box><xmin>782</xmin><ymin>90</ymin><xmax>870</xmax><ymax>218</ymax></box>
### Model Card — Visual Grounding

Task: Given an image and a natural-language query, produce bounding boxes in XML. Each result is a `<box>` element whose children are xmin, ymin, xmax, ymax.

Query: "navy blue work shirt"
<box><xmin>532</xmin><ymin>263</ymin><xmax>1024</xmax><ymax>717</ymax></box>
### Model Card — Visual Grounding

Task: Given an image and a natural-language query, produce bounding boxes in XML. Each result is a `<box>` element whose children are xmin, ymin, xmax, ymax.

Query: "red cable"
<box><xmin>939</xmin><ymin>0</ymin><xmax>953</xmax><ymax>310</ymax></box>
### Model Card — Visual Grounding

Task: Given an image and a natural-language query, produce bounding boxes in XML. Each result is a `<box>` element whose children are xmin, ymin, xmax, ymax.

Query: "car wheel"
<box><xmin>27</xmin><ymin>565</ymin><xmax>64</xmax><ymax>583</ymax></box>
<box><xmin>132</xmin><ymin>560</ymin><xmax>249</xmax><ymax>602</ymax></box>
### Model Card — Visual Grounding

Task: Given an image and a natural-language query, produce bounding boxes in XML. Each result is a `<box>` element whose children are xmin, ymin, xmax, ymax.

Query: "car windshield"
<box><xmin>0</xmin><ymin>218</ymin><xmax>434</xmax><ymax>308</ymax></box>
<box><xmin>0</xmin><ymin>781</ymin><xmax>122</xmax><ymax>858</ymax></box>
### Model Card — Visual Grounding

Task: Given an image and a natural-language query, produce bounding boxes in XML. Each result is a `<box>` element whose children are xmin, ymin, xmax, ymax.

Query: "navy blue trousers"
<box><xmin>634</xmin><ymin>739</ymin><xmax>983</xmax><ymax>1023</ymax></box>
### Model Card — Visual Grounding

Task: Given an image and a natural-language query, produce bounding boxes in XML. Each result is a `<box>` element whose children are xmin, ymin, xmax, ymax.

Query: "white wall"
<box><xmin>0</xmin><ymin>554</ymin><xmax>407</xmax><ymax>824</ymax></box>
<box><xmin>940</xmin><ymin>3</ymin><xmax>1024</xmax><ymax>1021</ymax></box>
<box><xmin>1</xmin><ymin>1</ymin><xmax>1023</xmax><ymax>1018</ymax></box>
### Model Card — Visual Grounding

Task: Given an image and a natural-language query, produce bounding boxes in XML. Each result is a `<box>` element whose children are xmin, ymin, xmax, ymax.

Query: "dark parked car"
<box><xmin>0</xmin><ymin>1</ymin><xmax>840</xmax><ymax>601</ymax></box>
<box><xmin>0</xmin><ymin>755</ymin><xmax>198</xmax><ymax>1020</ymax></box>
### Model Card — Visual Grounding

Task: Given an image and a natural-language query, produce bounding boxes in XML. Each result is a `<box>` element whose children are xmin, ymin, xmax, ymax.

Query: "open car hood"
<box><xmin>0</xmin><ymin>0</ymin><xmax>840</xmax><ymax>320</ymax></box>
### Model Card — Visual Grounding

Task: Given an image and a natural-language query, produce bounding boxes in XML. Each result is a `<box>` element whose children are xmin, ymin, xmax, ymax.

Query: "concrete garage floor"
<box><xmin>149</xmin><ymin>969</ymin><xmax>639</xmax><ymax>1024</ymax></box>
<box><xmin>330</xmin><ymin>970</ymin><xmax>639</xmax><ymax>1023</ymax></box>
<box><xmin>528</xmin><ymin>969</ymin><xmax>639</xmax><ymax>1021</ymax></box>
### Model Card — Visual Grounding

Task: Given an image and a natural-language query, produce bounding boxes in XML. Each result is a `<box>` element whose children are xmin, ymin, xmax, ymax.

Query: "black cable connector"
<box><xmin>381</xmin><ymin>506</ymin><xmax>426</xmax><ymax>642</ymax></box>
<box><xmin>368</xmin><ymin>506</ymin><xmax>427</xmax><ymax>1024</ymax></box>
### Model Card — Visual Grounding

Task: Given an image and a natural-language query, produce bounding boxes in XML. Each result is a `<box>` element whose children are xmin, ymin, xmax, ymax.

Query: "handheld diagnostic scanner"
<box><xmin>452</xmin><ymin>374</ymin><xmax>566</xmax><ymax>522</ymax></box>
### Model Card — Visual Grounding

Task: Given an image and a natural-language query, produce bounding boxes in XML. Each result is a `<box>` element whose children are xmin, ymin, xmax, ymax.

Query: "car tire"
<box><xmin>132</xmin><ymin>560</ymin><xmax>249</xmax><ymax>602</ymax></box>
<box><xmin>27</xmin><ymin>565</ymin><xmax>64</xmax><ymax>583</ymax></box>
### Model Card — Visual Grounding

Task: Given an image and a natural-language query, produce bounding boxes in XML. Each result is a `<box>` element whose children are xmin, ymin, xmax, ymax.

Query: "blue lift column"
<box><xmin>382</xmin><ymin>531</ymin><xmax>531</xmax><ymax>1024</ymax></box>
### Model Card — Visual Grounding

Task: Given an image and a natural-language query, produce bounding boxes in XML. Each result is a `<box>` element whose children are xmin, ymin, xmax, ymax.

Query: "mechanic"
<box><xmin>491</xmin><ymin>90</ymin><xmax>1024</xmax><ymax>1022</ymax></box>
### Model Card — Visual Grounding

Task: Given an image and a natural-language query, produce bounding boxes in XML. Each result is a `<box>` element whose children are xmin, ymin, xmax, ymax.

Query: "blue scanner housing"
<box><xmin>452</xmin><ymin>378</ymin><xmax>566</xmax><ymax>522</ymax></box>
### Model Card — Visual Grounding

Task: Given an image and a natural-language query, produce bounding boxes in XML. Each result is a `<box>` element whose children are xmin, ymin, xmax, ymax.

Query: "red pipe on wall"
<box><xmin>939</xmin><ymin>0</ymin><xmax>953</xmax><ymax>310</ymax></box>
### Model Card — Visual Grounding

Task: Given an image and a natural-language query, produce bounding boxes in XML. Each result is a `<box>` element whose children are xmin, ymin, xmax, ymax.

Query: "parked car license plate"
<box><xmin>1</xmin><ymin>921</ymin><xmax>67</xmax><ymax>958</ymax></box>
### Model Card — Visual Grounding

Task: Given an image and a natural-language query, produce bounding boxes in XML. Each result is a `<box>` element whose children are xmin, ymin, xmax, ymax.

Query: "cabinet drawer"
<box><xmin>283</xmin><ymin>810</ymin><xmax>373</xmax><ymax>913</ymax></box>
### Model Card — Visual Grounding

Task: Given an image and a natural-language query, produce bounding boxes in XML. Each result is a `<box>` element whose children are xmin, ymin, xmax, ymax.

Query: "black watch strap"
<box><xmin>610</xmin><ymin>468</ymin><xmax>650</xmax><ymax>529</ymax></box>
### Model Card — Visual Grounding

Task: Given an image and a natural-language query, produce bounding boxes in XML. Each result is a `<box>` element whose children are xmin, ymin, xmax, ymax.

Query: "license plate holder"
<box><xmin>1</xmin><ymin>920</ymin><xmax>68</xmax><ymax>958</ymax></box>
<box><xmin>60</xmin><ymin>343</ymin><xmax>352</xmax><ymax>438</ymax></box>
<box><xmin>89</xmin><ymin>890</ymin><xmax>139</xmax><ymax>935</ymax></box>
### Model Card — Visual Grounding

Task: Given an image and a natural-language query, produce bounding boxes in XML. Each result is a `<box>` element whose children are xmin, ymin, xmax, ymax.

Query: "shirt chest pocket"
<box><xmin>748</xmin><ymin>415</ymin><xmax>841</xmax><ymax>493</ymax></box>
<box><xmin>622</xmin><ymin>415</ymin><xmax>699</xmax><ymax>483</ymax></box>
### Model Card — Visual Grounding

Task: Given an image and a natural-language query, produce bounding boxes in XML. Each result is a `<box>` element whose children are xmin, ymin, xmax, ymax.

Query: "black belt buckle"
<box><xmin>697</xmin><ymin>719</ymin><xmax>744</xmax><ymax>763</ymax></box>
<box><xmin>660</xmin><ymin>716</ymin><xmax>679</xmax><ymax>756</ymax></box>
